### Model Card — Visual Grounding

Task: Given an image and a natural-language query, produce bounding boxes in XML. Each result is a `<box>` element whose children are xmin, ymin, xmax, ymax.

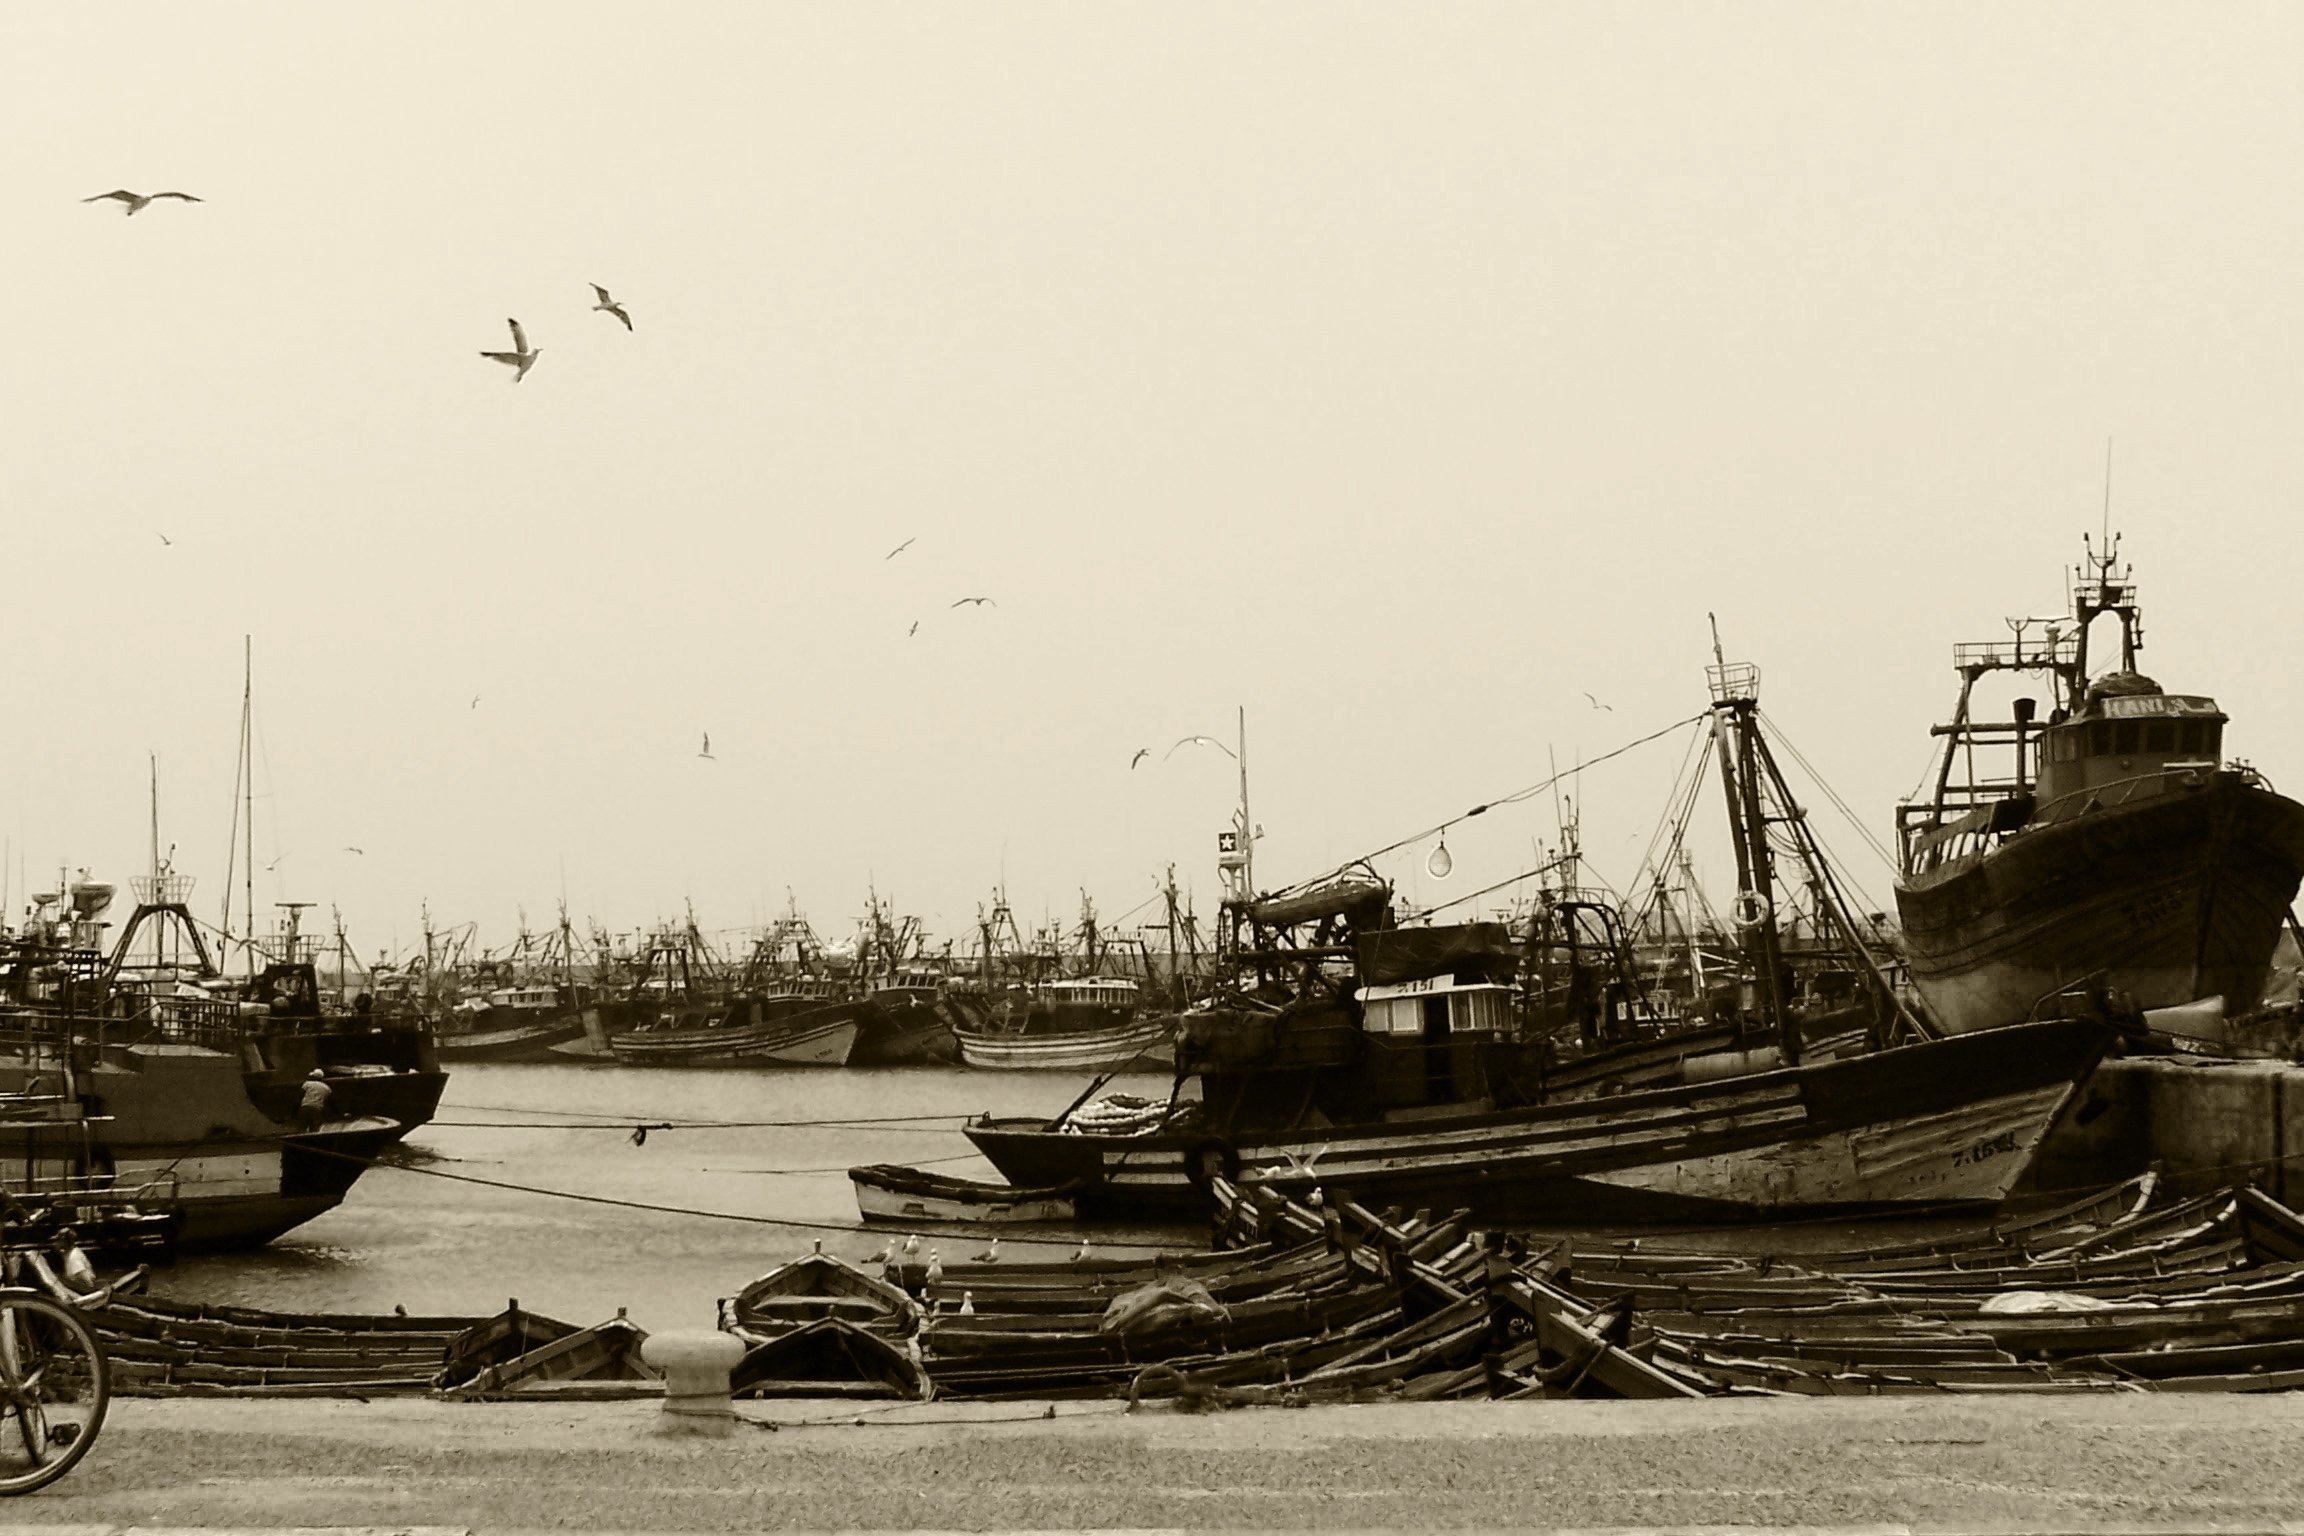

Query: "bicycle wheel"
<box><xmin>0</xmin><ymin>1291</ymin><xmax>108</xmax><ymax>1495</ymax></box>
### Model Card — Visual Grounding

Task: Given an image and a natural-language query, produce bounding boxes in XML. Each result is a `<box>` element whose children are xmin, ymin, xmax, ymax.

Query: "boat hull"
<box><xmin>954</xmin><ymin>1012</ymin><xmax>1176</xmax><ymax>1072</ymax></box>
<box><xmin>608</xmin><ymin>999</ymin><xmax>873</xmax><ymax>1068</ymax></box>
<box><xmin>1897</xmin><ymin>778</ymin><xmax>2304</xmax><ymax>1033</ymax></box>
<box><xmin>848</xmin><ymin>1164</ymin><xmax>1081</xmax><ymax>1224</ymax></box>
<box><xmin>854</xmin><ymin>990</ymin><xmax>960</xmax><ymax>1066</ymax></box>
<box><xmin>435</xmin><ymin>1010</ymin><xmax>591</xmax><ymax>1063</ymax></box>
<box><xmin>964</xmin><ymin>1018</ymin><xmax>2111</xmax><ymax>1222</ymax></box>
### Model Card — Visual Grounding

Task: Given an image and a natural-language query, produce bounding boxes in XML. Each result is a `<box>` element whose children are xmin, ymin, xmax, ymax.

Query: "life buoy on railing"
<box><xmin>1732</xmin><ymin>889</ymin><xmax>1768</xmax><ymax>929</ymax></box>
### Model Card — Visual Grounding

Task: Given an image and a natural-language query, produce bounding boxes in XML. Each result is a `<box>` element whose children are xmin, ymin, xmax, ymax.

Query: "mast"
<box><xmin>1235</xmin><ymin>705</ymin><xmax>1254</xmax><ymax>901</ymax></box>
<box><xmin>1706</xmin><ymin>626</ymin><xmax>1795</xmax><ymax>1064</ymax></box>
<box><xmin>240</xmin><ymin>637</ymin><xmax>255</xmax><ymax>980</ymax></box>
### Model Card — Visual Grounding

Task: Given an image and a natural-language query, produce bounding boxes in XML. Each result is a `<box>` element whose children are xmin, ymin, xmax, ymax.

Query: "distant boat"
<box><xmin>952</xmin><ymin>979</ymin><xmax>1175</xmax><ymax>1071</ymax></box>
<box><xmin>435</xmin><ymin>984</ymin><xmax>590</xmax><ymax>1063</ymax></box>
<box><xmin>607</xmin><ymin>994</ymin><xmax>878</xmax><ymax>1068</ymax></box>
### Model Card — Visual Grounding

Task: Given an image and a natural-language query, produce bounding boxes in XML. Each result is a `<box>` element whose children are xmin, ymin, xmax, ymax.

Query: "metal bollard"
<box><xmin>640</xmin><ymin>1329</ymin><xmax>748</xmax><ymax>1436</ymax></box>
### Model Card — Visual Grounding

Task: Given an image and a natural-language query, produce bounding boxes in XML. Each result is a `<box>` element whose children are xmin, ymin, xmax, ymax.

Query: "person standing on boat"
<box><xmin>297</xmin><ymin>1069</ymin><xmax>334</xmax><ymax>1131</ymax></box>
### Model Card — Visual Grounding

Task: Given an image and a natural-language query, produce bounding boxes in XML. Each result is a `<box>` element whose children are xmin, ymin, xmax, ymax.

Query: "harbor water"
<box><xmin>143</xmin><ymin>1065</ymin><xmax>1197</xmax><ymax>1334</ymax></box>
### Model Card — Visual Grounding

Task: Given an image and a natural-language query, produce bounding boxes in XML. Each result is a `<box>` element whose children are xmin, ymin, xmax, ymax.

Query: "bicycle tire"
<box><xmin>0</xmin><ymin>1290</ymin><xmax>109</xmax><ymax>1496</ymax></box>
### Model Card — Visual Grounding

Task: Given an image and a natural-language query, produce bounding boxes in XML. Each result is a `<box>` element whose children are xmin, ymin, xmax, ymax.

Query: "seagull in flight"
<box><xmin>885</xmin><ymin>537</ymin><xmax>916</xmax><ymax>560</ymax></box>
<box><xmin>479</xmin><ymin>318</ymin><xmax>539</xmax><ymax>382</ymax></box>
<box><xmin>1583</xmin><ymin>692</ymin><xmax>1613</xmax><ymax>712</ymax></box>
<box><xmin>1166</xmin><ymin>734</ymin><xmax>1236</xmax><ymax>761</ymax></box>
<box><xmin>1130</xmin><ymin>748</ymin><xmax>1150</xmax><ymax>770</ymax></box>
<box><xmin>949</xmin><ymin>596</ymin><xmax>996</xmax><ymax>608</ymax></box>
<box><xmin>589</xmin><ymin>284</ymin><xmax>632</xmax><ymax>331</ymax></box>
<box><xmin>155</xmin><ymin>531</ymin><xmax>172</xmax><ymax>546</ymax></box>
<box><xmin>342</xmin><ymin>846</ymin><xmax>365</xmax><ymax>855</ymax></box>
<box><xmin>470</xmin><ymin>694</ymin><xmax>480</xmax><ymax>709</ymax></box>
<box><xmin>699</xmin><ymin>733</ymin><xmax>715</xmax><ymax>760</ymax></box>
<box><xmin>84</xmin><ymin>189</ymin><xmax>201</xmax><ymax>216</ymax></box>
<box><xmin>907</xmin><ymin>621</ymin><xmax>919</xmax><ymax>638</ymax></box>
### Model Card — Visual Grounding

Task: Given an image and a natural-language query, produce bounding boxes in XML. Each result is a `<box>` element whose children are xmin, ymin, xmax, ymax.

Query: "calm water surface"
<box><xmin>145</xmin><ymin>1064</ymin><xmax>1200</xmax><ymax>1334</ymax></box>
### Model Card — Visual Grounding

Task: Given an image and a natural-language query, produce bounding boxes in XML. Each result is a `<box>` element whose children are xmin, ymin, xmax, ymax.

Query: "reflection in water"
<box><xmin>146</xmin><ymin>1064</ymin><xmax>1197</xmax><ymax>1333</ymax></box>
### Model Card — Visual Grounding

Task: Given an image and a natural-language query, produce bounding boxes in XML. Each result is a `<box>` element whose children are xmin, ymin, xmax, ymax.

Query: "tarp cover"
<box><xmin>1354</xmin><ymin>923</ymin><xmax>1518</xmax><ymax>986</ymax></box>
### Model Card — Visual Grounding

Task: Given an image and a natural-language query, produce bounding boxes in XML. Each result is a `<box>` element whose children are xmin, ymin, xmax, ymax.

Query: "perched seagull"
<box><xmin>155</xmin><ymin>531</ymin><xmax>172</xmax><ymax>546</ymax></box>
<box><xmin>971</xmin><ymin>1237</ymin><xmax>1000</xmax><ymax>1264</ymax></box>
<box><xmin>589</xmin><ymin>283</ymin><xmax>633</xmax><ymax>331</ymax></box>
<box><xmin>863</xmin><ymin>1239</ymin><xmax>892</xmax><ymax>1266</ymax></box>
<box><xmin>901</xmin><ymin>1233</ymin><xmax>920</xmax><ymax>1257</ymax></box>
<box><xmin>949</xmin><ymin>596</ymin><xmax>996</xmax><ymax>608</ymax></box>
<box><xmin>1070</xmin><ymin>1238</ymin><xmax>1092</xmax><ymax>1265</ymax></box>
<box><xmin>1166</xmin><ymin>734</ymin><xmax>1236</xmax><ymax>761</ymax></box>
<box><xmin>885</xmin><ymin>537</ymin><xmax>916</xmax><ymax>560</ymax></box>
<box><xmin>479</xmin><ymin>318</ymin><xmax>539</xmax><ymax>382</ymax></box>
<box><xmin>1130</xmin><ymin>748</ymin><xmax>1150</xmax><ymax>770</ymax></box>
<box><xmin>698</xmin><ymin>732</ymin><xmax>714</xmax><ymax>760</ymax></box>
<box><xmin>84</xmin><ymin>189</ymin><xmax>201</xmax><ymax>216</ymax></box>
<box><xmin>924</xmin><ymin>1247</ymin><xmax>943</xmax><ymax>1284</ymax></box>
<box><xmin>1583</xmin><ymin>692</ymin><xmax>1613</xmax><ymax>712</ymax></box>
<box><xmin>958</xmin><ymin>1291</ymin><xmax>976</xmax><ymax>1317</ymax></box>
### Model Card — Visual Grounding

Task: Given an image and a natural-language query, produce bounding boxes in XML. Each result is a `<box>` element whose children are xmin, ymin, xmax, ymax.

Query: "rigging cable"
<box><xmin>1278</xmin><ymin>713</ymin><xmax>1709</xmax><ymax>899</ymax></box>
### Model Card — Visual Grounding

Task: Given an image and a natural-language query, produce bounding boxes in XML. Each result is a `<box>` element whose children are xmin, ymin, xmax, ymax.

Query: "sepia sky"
<box><xmin>7</xmin><ymin>3</ymin><xmax>2301</xmax><ymax>964</ymax></box>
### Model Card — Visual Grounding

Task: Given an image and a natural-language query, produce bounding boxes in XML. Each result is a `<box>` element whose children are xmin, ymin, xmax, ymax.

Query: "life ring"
<box><xmin>1732</xmin><ymin>890</ymin><xmax>1768</xmax><ymax>929</ymax></box>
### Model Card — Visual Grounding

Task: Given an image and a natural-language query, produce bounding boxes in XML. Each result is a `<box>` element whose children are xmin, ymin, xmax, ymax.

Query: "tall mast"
<box><xmin>241</xmin><ymin>637</ymin><xmax>255</xmax><ymax>979</ymax></box>
<box><xmin>1235</xmin><ymin>705</ymin><xmax>1254</xmax><ymax>900</ymax></box>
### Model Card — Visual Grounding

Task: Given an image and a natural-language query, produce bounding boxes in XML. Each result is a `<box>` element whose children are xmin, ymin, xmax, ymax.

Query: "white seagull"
<box><xmin>1070</xmin><ymin>1238</ymin><xmax>1093</xmax><ymax>1265</ymax></box>
<box><xmin>958</xmin><ymin>1290</ymin><xmax>976</xmax><ymax>1317</ymax></box>
<box><xmin>901</xmin><ymin>1234</ymin><xmax>920</xmax><ymax>1257</ymax></box>
<box><xmin>479</xmin><ymin>318</ymin><xmax>539</xmax><ymax>382</ymax></box>
<box><xmin>971</xmin><ymin>1237</ymin><xmax>1000</xmax><ymax>1264</ymax></box>
<box><xmin>924</xmin><ymin>1247</ymin><xmax>943</xmax><ymax>1284</ymax></box>
<box><xmin>590</xmin><ymin>283</ymin><xmax>632</xmax><ymax>331</ymax></box>
<box><xmin>84</xmin><ymin>189</ymin><xmax>201</xmax><ymax>216</ymax></box>
<box><xmin>1166</xmin><ymin>734</ymin><xmax>1236</xmax><ymax>761</ymax></box>
<box><xmin>863</xmin><ymin>1239</ymin><xmax>892</xmax><ymax>1266</ymax></box>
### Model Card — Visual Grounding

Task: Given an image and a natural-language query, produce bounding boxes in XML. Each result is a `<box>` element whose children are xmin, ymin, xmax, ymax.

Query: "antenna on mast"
<box><xmin>2101</xmin><ymin>436</ymin><xmax>2114</xmax><ymax>547</ymax></box>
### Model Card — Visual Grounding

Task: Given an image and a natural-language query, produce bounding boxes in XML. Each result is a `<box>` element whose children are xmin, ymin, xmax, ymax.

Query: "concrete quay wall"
<box><xmin>2032</xmin><ymin>1054</ymin><xmax>2304</xmax><ymax>1200</ymax></box>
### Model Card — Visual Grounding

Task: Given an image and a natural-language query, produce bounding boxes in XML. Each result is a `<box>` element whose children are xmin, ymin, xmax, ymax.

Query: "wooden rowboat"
<box><xmin>849</xmin><ymin>1163</ymin><xmax>1085</xmax><ymax>1225</ymax></box>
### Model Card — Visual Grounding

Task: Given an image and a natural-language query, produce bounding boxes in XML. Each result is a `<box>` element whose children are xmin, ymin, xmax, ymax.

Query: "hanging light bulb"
<box><xmin>1427</xmin><ymin>833</ymin><xmax>1453</xmax><ymax>879</ymax></box>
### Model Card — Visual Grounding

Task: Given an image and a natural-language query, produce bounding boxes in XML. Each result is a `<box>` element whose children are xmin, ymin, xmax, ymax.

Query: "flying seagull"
<box><xmin>479</xmin><ymin>318</ymin><xmax>538</xmax><ymax>382</ymax></box>
<box><xmin>1166</xmin><ymin>734</ymin><xmax>1236</xmax><ymax>761</ymax></box>
<box><xmin>155</xmin><ymin>531</ymin><xmax>172</xmax><ymax>546</ymax></box>
<box><xmin>470</xmin><ymin>694</ymin><xmax>480</xmax><ymax>709</ymax></box>
<box><xmin>699</xmin><ymin>732</ymin><xmax>714</xmax><ymax>760</ymax></box>
<box><xmin>949</xmin><ymin>596</ymin><xmax>995</xmax><ymax>608</ymax></box>
<box><xmin>1583</xmin><ymin>692</ymin><xmax>1613</xmax><ymax>712</ymax></box>
<box><xmin>907</xmin><ymin>621</ymin><xmax>919</xmax><ymax>638</ymax></box>
<box><xmin>885</xmin><ymin>537</ymin><xmax>916</xmax><ymax>560</ymax></box>
<box><xmin>589</xmin><ymin>283</ymin><xmax>632</xmax><ymax>331</ymax></box>
<box><xmin>342</xmin><ymin>846</ymin><xmax>364</xmax><ymax>855</ymax></box>
<box><xmin>1130</xmin><ymin>747</ymin><xmax>1150</xmax><ymax>769</ymax></box>
<box><xmin>84</xmin><ymin>189</ymin><xmax>201</xmax><ymax>216</ymax></box>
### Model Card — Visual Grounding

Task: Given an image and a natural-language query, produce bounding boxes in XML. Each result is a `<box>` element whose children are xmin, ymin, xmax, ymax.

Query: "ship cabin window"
<box><xmin>1362</xmin><ymin>995</ymin><xmax>1424</xmax><ymax>1036</ymax></box>
<box><xmin>2113</xmin><ymin>721</ymin><xmax>2139</xmax><ymax>756</ymax></box>
<box><xmin>2144</xmin><ymin>722</ymin><xmax>2173</xmax><ymax>753</ymax></box>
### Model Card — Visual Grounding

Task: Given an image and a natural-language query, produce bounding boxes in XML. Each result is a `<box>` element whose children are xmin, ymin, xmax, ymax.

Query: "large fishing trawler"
<box><xmin>1894</xmin><ymin>537</ymin><xmax>2304</xmax><ymax>1045</ymax></box>
<box><xmin>965</xmin><ymin>665</ymin><xmax>2110</xmax><ymax>1222</ymax></box>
